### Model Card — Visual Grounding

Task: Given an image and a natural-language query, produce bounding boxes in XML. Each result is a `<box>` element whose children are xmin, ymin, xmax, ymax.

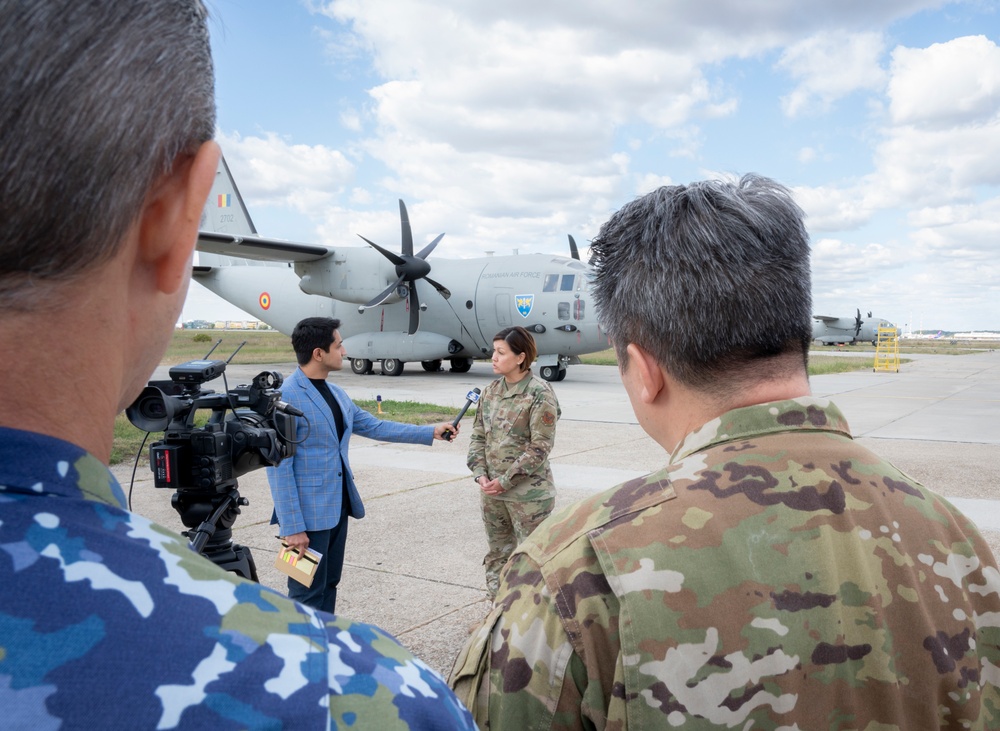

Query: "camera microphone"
<box><xmin>445</xmin><ymin>387</ymin><xmax>481</xmax><ymax>441</ymax></box>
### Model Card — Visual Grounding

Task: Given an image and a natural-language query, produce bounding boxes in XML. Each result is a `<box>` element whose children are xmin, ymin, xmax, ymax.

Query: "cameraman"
<box><xmin>268</xmin><ymin>316</ymin><xmax>459</xmax><ymax>614</ymax></box>
<box><xmin>0</xmin><ymin>2</ymin><xmax>473</xmax><ymax>729</ymax></box>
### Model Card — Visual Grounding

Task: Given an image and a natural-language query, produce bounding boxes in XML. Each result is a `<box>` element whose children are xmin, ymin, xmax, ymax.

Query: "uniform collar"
<box><xmin>671</xmin><ymin>397</ymin><xmax>851</xmax><ymax>464</ymax></box>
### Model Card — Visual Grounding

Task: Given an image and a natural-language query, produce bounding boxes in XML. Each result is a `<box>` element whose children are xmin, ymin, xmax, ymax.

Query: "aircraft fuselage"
<box><xmin>193</xmin><ymin>252</ymin><xmax>607</xmax><ymax>373</ymax></box>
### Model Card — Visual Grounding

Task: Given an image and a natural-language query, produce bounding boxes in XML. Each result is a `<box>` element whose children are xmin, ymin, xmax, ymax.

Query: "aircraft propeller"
<box><xmin>358</xmin><ymin>200</ymin><xmax>451</xmax><ymax>335</ymax></box>
<box><xmin>854</xmin><ymin>308</ymin><xmax>864</xmax><ymax>338</ymax></box>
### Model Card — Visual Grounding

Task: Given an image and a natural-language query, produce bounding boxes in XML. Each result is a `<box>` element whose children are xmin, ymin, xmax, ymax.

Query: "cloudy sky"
<box><xmin>184</xmin><ymin>0</ymin><xmax>1000</xmax><ymax>332</ymax></box>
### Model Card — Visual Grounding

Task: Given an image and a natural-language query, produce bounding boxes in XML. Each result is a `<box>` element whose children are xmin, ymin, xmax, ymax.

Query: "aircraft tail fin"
<box><xmin>200</xmin><ymin>154</ymin><xmax>258</xmax><ymax>236</ymax></box>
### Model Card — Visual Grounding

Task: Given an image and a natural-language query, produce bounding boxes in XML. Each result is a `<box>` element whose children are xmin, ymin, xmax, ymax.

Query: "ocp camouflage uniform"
<box><xmin>451</xmin><ymin>397</ymin><xmax>1000</xmax><ymax>730</ymax></box>
<box><xmin>468</xmin><ymin>372</ymin><xmax>560</xmax><ymax>597</ymax></box>
<box><xmin>0</xmin><ymin>426</ymin><xmax>475</xmax><ymax>731</ymax></box>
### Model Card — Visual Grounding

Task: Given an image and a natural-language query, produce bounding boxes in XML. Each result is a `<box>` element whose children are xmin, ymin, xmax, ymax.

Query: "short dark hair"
<box><xmin>590</xmin><ymin>174</ymin><xmax>812</xmax><ymax>392</ymax></box>
<box><xmin>0</xmin><ymin>1</ymin><xmax>215</xmax><ymax>309</ymax></box>
<box><xmin>494</xmin><ymin>326</ymin><xmax>537</xmax><ymax>372</ymax></box>
<box><xmin>291</xmin><ymin>317</ymin><xmax>342</xmax><ymax>365</ymax></box>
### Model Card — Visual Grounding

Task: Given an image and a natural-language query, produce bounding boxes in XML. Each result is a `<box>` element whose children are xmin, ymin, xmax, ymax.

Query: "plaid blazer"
<box><xmin>266</xmin><ymin>367</ymin><xmax>435</xmax><ymax>535</ymax></box>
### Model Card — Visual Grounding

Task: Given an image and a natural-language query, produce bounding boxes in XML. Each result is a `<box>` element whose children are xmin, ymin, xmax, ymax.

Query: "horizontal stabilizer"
<box><xmin>197</xmin><ymin>231</ymin><xmax>330</xmax><ymax>263</ymax></box>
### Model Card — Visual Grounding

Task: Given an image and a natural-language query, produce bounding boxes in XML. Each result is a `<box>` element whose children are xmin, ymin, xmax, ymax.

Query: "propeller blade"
<box><xmin>358</xmin><ymin>235</ymin><xmax>406</xmax><ymax>266</ymax></box>
<box><xmin>361</xmin><ymin>275</ymin><xmax>405</xmax><ymax>310</ymax></box>
<box><xmin>415</xmin><ymin>233</ymin><xmax>445</xmax><ymax>260</ymax></box>
<box><xmin>408</xmin><ymin>281</ymin><xmax>420</xmax><ymax>335</ymax></box>
<box><xmin>568</xmin><ymin>235</ymin><xmax>580</xmax><ymax>260</ymax></box>
<box><xmin>424</xmin><ymin>276</ymin><xmax>452</xmax><ymax>299</ymax></box>
<box><xmin>399</xmin><ymin>200</ymin><xmax>413</xmax><ymax>257</ymax></box>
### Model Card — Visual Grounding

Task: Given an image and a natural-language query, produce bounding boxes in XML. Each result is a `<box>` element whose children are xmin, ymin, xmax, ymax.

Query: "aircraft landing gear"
<box><xmin>540</xmin><ymin>365</ymin><xmax>566</xmax><ymax>382</ymax></box>
<box><xmin>351</xmin><ymin>358</ymin><xmax>373</xmax><ymax>375</ymax></box>
<box><xmin>421</xmin><ymin>359</ymin><xmax>443</xmax><ymax>372</ymax></box>
<box><xmin>449</xmin><ymin>357</ymin><xmax>473</xmax><ymax>373</ymax></box>
<box><xmin>381</xmin><ymin>358</ymin><xmax>404</xmax><ymax>376</ymax></box>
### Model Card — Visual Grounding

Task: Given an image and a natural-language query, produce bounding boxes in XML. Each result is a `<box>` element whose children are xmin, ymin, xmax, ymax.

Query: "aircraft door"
<box><xmin>496</xmin><ymin>293</ymin><xmax>511</xmax><ymax>327</ymax></box>
<box><xmin>476</xmin><ymin>287</ymin><xmax>512</xmax><ymax>343</ymax></box>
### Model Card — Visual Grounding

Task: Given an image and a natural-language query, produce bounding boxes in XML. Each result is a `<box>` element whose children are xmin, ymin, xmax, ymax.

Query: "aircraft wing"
<box><xmin>812</xmin><ymin>315</ymin><xmax>839</xmax><ymax>322</ymax></box>
<box><xmin>196</xmin><ymin>231</ymin><xmax>331</xmax><ymax>263</ymax></box>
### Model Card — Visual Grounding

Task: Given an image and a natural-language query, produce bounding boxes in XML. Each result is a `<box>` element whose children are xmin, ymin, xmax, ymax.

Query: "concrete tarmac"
<box><xmin>124</xmin><ymin>349</ymin><xmax>1000</xmax><ymax>677</ymax></box>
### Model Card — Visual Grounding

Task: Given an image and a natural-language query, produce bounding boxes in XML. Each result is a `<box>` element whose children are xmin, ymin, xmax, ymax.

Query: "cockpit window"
<box><xmin>560</xmin><ymin>274</ymin><xmax>575</xmax><ymax>291</ymax></box>
<box><xmin>543</xmin><ymin>274</ymin><xmax>559</xmax><ymax>292</ymax></box>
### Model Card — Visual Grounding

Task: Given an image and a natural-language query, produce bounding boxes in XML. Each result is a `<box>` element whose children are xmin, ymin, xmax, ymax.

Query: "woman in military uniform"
<box><xmin>467</xmin><ymin>326</ymin><xmax>561</xmax><ymax>598</ymax></box>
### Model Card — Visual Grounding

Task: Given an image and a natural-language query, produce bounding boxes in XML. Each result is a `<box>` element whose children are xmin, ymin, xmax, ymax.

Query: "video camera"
<box><xmin>125</xmin><ymin>342</ymin><xmax>303</xmax><ymax>580</ymax></box>
<box><xmin>127</xmin><ymin>359</ymin><xmax>300</xmax><ymax>492</ymax></box>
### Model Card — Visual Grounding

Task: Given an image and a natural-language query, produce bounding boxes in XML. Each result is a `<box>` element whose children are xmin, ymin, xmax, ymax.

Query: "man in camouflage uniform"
<box><xmin>469</xmin><ymin>327</ymin><xmax>561</xmax><ymax>598</ymax></box>
<box><xmin>451</xmin><ymin>175</ymin><xmax>1000</xmax><ymax>729</ymax></box>
<box><xmin>0</xmin><ymin>3</ymin><xmax>474</xmax><ymax>728</ymax></box>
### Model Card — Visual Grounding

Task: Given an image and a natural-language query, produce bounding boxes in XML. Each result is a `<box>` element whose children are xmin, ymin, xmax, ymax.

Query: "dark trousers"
<box><xmin>288</xmin><ymin>497</ymin><xmax>349</xmax><ymax>615</ymax></box>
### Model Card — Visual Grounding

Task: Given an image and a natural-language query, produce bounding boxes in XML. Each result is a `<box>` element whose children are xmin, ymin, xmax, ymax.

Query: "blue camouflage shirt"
<box><xmin>0</xmin><ymin>427</ymin><xmax>475</xmax><ymax>730</ymax></box>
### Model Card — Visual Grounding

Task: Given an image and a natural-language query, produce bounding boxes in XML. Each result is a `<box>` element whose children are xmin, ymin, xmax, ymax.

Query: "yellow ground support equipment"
<box><xmin>874</xmin><ymin>327</ymin><xmax>900</xmax><ymax>372</ymax></box>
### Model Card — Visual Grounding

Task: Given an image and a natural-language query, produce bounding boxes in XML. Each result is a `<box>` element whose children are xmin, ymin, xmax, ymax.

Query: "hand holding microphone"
<box><xmin>444</xmin><ymin>387</ymin><xmax>481</xmax><ymax>441</ymax></box>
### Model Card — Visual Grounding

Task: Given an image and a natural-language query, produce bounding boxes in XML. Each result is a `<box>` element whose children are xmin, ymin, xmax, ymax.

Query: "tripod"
<box><xmin>172</xmin><ymin>486</ymin><xmax>258</xmax><ymax>581</ymax></box>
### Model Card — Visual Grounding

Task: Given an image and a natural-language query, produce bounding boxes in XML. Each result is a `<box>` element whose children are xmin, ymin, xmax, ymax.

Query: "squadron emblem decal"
<box><xmin>515</xmin><ymin>294</ymin><xmax>534</xmax><ymax>318</ymax></box>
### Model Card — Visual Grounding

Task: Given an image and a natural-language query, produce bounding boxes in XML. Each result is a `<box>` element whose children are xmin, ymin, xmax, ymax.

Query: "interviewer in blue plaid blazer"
<box><xmin>268</xmin><ymin>317</ymin><xmax>459</xmax><ymax>613</ymax></box>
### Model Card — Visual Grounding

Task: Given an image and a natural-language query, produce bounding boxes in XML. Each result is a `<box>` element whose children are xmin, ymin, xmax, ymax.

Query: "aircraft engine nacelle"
<box><xmin>296</xmin><ymin>248</ymin><xmax>404</xmax><ymax>306</ymax></box>
<box><xmin>341</xmin><ymin>331</ymin><xmax>463</xmax><ymax>361</ymax></box>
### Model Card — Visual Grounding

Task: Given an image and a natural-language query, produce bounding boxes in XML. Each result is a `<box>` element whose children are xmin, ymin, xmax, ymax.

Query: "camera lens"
<box><xmin>140</xmin><ymin>398</ymin><xmax>167</xmax><ymax>419</ymax></box>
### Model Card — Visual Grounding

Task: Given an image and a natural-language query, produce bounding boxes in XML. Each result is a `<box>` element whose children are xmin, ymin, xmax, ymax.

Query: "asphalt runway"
<box><xmin>125</xmin><ymin>349</ymin><xmax>1000</xmax><ymax>676</ymax></box>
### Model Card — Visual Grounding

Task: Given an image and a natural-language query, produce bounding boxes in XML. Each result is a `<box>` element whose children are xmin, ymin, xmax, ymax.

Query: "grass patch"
<box><xmin>579</xmin><ymin>348</ymin><xmax>908</xmax><ymax>377</ymax></box>
<box><xmin>163</xmin><ymin>330</ymin><xmax>293</xmax><ymax>365</ymax></box>
<box><xmin>579</xmin><ymin>348</ymin><xmax>618</xmax><ymax>366</ymax></box>
<box><xmin>112</xmin><ymin>413</ymin><xmax>153</xmax><ymax>467</ymax></box>
<box><xmin>353</xmin><ymin>399</ymin><xmax>466</xmax><ymax>424</ymax></box>
<box><xmin>807</xmin><ymin>355</ymin><xmax>899</xmax><ymax>375</ymax></box>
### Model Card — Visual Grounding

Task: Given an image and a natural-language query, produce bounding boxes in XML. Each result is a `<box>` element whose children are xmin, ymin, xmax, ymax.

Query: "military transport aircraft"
<box><xmin>812</xmin><ymin>309</ymin><xmax>896</xmax><ymax>345</ymax></box>
<box><xmin>193</xmin><ymin>156</ymin><xmax>608</xmax><ymax>381</ymax></box>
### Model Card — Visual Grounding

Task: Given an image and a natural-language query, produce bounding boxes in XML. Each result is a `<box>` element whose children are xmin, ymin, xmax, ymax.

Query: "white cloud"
<box><xmin>216</xmin><ymin>130</ymin><xmax>355</xmax><ymax>211</ymax></box>
<box><xmin>777</xmin><ymin>31</ymin><xmax>887</xmax><ymax>117</ymax></box>
<box><xmin>793</xmin><ymin>184</ymin><xmax>875</xmax><ymax>232</ymax></box>
<box><xmin>888</xmin><ymin>35</ymin><xmax>1000</xmax><ymax>129</ymax></box>
<box><xmin>837</xmin><ymin>35</ymin><xmax>1000</xmax><ymax>214</ymax></box>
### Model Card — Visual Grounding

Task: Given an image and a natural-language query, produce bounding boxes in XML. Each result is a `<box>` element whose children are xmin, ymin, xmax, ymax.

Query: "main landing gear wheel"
<box><xmin>449</xmin><ymin>357</ymin><xmax>473</xmax><ymax>373</ymax></box>
<box><xmin>351</xmin><ymin>358</ymin><xmax>373</xmax><ymax>375</ymax></box>
<box><xmin>421</xmin><ymin>359</ymin><xmax>443</xmax><ymax>372</ymax></box>
<box><xmin>381</xmin><ymin>358</ymin><xmax>404</xmax><ymax>376</ymax></box>
<box><xmin>540</xmin><ymin>365</ymin><xmax>559</xmax><ymax>382</ymax></box>
<box><xmin>556</xmin><ymin>368</ymin><xmax>567</xmax><ymax>381</ymax></box>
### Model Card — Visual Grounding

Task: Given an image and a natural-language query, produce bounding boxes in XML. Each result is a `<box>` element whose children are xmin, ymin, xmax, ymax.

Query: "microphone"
<box><xmin>445</xmin><ymin>387</ymin><xmax>481</xmax><ymax>440</ymax></box>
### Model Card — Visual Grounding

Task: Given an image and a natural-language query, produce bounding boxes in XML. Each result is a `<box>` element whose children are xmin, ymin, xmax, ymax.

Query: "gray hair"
<box><xmin>591</xmin><ymin>174</ymin><xmax>812</xmax><ymax>391</ymax></box>
<box><xmin>0</xmin><ymin>1</ymin><xmax>215</xmax><ymax>308</ymax></box>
